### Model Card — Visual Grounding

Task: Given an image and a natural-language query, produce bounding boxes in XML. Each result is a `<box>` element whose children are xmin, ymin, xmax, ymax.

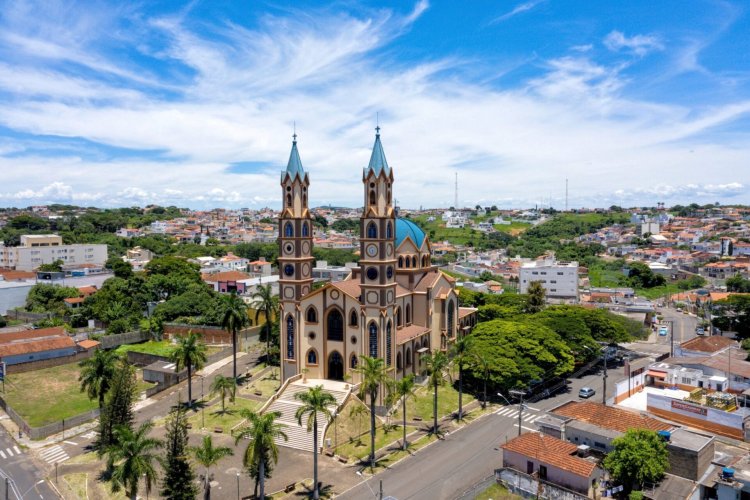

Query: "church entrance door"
<box><xmin>328</xmin><ymin>351</ymin><xmax>344</xmax><ymax>381</ymax></box>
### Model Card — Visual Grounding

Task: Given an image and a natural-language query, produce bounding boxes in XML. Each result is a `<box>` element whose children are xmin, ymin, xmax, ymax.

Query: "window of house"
<box><xmin>539</xmin><ymin>465</ymin><xmax>547</xmax><ymax>480</ymax></box>
<box><xmin>286</xmin><ymin>316</ymin><xmax>295</xmax><ymax>359</ymax></box>
<box><xmin>386</xmin><ymin>321</ymin><xmax>392</xmax><ymax>366</ymax></box>
<box><xmin>350</xmin><ymin>354</ymin><xmax>358</xmax><ymax>369</ymax></box>
<box><xmin>306</xmin><ymin>307</ymin><xmax>318</xmax><ymax>323</ymax></box>
<box><xmin>284</xmin><ymin>222</ymin><xmax>293</xmax><ymax>237</ymax></box>
<box><xmin>406</xmin><ymin>304</ymin><xmax>411</xmax><ymax>324</ymax></box>
<box><xmin>327</xmin><ymin>309</ymin><xmax>344</xmax><ymax>341</ymax></box>
<box><xmin>367</xmin><ymin>222</ymin><xmax>378</xmax><ymax>239</ymax></box>
<box><xmin>369</xmin><ymin>323</ymin><xmax>378</xmax><ymax>357</ymax></box>
<box><xmin>307</xmin><ymin>349</ymin><xmax>318</xmax><ymax>365</ymax></box>
<box><xmin>350</xmin><ymin>310</ymin><xmax>358</xmax><ymax>327</ymax></box>
<box><xmin>302</xmin><ymin>222</ymin><xmax>309</xmax><ymax>237</ymax></box>
<box><xmin>386</xmin><ymin>222</ymin><xmax>392</xmax><ymax>239</ymax></box>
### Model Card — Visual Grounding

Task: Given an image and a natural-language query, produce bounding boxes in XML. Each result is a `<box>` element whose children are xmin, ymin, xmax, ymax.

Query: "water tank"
<box><xmin>723</xmin><ymin>467</ymin><xmax>735</xmax><ymax>479</ymax></box>
<box><xmin>657</xmin><ymin>430</ymin><xmax>671</xmax><ymax>441</ymax></box>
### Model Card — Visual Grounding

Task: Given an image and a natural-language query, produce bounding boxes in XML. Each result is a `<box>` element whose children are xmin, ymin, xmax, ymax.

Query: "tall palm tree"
<box><xmin>352</xmin><ymin>355</ymin><xmax>390</xmax><ymax>467</ymax></box>
<box><xmin>221</xmin><ymin>292</ymin><xmax>249</xmax><ymax>380</ymax></box>
<box><xmin>171</xmin><ymin>331</ymin><xmax>208</xmax><ymax>407</ymax></box>
<box><xmin>474</xmin><ymin>351</ymin><xmax>491</xmax><ymax>409</ymax></box>
<box><xmin>79</xmin><ymin>348</ymin><xmax>119</xmax><ymax>410</ymax></box>
<box><xmin>450</xmin><ymin>335</ymin><xmax>474</xmax><ymax>420</ymax></box>
<box><xmin>210</xmin><ymin>375</ymin><xmax>237</xmax><ymax>413</ymax></box>
<box><xmin>422</xmin><ymin>350</ymin><xmax>449</xmax><ymax>434</ymax></box>
<box><xmin>294</xmin><ymin>385</ymin><xmax>336</xmax><ymax>500</ymax></box>
<box><xmin>391</xmin><ymin>375</ymin><xmax>416</xmax><ymax>450</ymax></box>
<box><xmin>251</xmin><ymin>284</ymin><xmax>278</xmax><ymax>365</ymax></box>
<box><xmin>190</xmin><ymin>435</ymin><xmax>234</xmax><ymax>500</ymax></box>
<box><xmin>234</xmin><ymin>410</ymin><xmax>287</xmax><ymax>500</ymax></box>
<box><xmin>106</xmin><ymin>421</ymin><xmax>163</xmax><ymax>500</ymax></box>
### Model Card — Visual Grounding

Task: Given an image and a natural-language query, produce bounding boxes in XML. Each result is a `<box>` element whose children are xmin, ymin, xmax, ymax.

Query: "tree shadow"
<box><xmin>293</xmin><ymin>483</ymin><xmax>334</xmax><ymax>498</ymax></box>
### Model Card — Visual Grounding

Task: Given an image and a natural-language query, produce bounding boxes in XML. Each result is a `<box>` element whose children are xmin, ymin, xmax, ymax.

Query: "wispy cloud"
<box><xmin>604</xmin><ymin>30</ymin><xmax>664</xmax><ymax>57</ymax></box>
<box><xmin>489</xmin><ymin>0</ymin><xmax>544</xmax><ymax>24</ymax></box>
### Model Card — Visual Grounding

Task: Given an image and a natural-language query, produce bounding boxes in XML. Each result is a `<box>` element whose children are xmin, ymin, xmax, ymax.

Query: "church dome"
<box><xmin>395</xmin><ymin>218</ymin><xmax>426</xmax><ymax>248</ymax></box>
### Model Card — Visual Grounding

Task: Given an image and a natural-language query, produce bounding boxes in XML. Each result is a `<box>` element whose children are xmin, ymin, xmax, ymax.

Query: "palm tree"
<box><xmin>294</xmin><ymin>385</ymin><xmax>336</xmax><ymax>500</ymax></box>
<box><xmin>190</xmin><ymin>435</ymin><xmax>234</xmax><ymax>500</ymax></box>
<box><xmin>352</xmin><ymin>355</ymin><xmax>389</xmax><ymax>467</ymax></box>
<box><xmin>450</xmin><ymin>335</ymin><xmax>474</xmax><ymax>420</ymax></box>
<box><xmin>251</xmin><ymin>284</ymin><xmax>278</xmax><ymax>366</ymax></box>
<box><xmin>106</xmin><ymin>421</ymin><xmax>163</xmax><ymax>500</ymax></box>
<box><xmin>422</xmin><ymin>350</ymin><xmax>449</xmax><ymax>434</ymax></box>
<box><xmin>391</xmin><ymin>375</ymin><xmax>416</xmax><ymax>450</ymax></box>
<box><xmin>474</xmin><ymin>351</ymin><xmax>491</xmax><ymax>409</ymax></box>
<box><xmin>79</xmin><ymin>348</ymin><xmax>119</xmax><ymax>410</ymax></box>
<box><xmin>171</xmin><ymin>331</ymin><xmax>208</xmax><ymax>407</ymax></box>
<box><xmin>210</xmin><ymin>375</ymin><xmax>237</xmax><ymax>413</ymax></box>
<box><xmin>221</xmin><ymin>292</ymin><xmax>249</xmax><ymax>380</ymax></box>
<box><xmin>234</xmin><ymin>410</ymin><xmax>287</xmax><ymax>500</ymax></box>
<box><xmin>349</xmin><ymin>404</ymin><xmax>368</xmax><ymax>445</ymax></box>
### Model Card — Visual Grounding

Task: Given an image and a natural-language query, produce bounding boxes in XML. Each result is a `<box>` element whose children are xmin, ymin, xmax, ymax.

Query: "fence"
<box><xmin>100</xmin><ymin>330</ymin><xmax>151</xmax><ymax>349</ymax></box>
<box><xmin>6</xmin><ymin>349</ymin><xmax>93</xmax><ymax>374</ymax></box>
<box><xmin>6</xmin><ymin>310</ymin><xmax>51</xmax><ymax>322</ymax></box>
<box><xmin>164</xmin><ymin>323</ymin><xmax>263</xmax><ymax>347</ymax></box>
<box><xmin>0</xmin><ymin>392</ymin><xmax>99</xmax><ymax>440</ymax></box>
<box><xmin>497</xmin><ymin>468</ymin><xmax>590</xmax><ymax>500</ymax></box>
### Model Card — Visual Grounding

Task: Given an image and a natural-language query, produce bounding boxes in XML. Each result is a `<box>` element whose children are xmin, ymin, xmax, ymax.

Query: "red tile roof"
<box><xmin>501</xmin><ymin>432</ymin><xmax>597</xmax><ymax>478</ymax></box>
<box><xmin>458</xmin><ymin>307</ymin><xmax>477</xmax><ymax>319</ymax></box>
<box><xmin>202</xmin><ymin>270</ymin><xmax>251</xmax><ymax>282</ymax></box>
<box><xmin>552</xmin><ymin>401</ymin><xmax>671</xmax><ymax>434</ymax></box>
<box><xmin>681</xmin><ymin>336</ymin><xmax>737</xmax><ymax>353</ymax></box>
<box><xmin>77</xmin><ymin>339</ymin><xmax>101</xmax><ymax>349</ymax></box>
<box><xmin>0</xmin><ymin>327</ymin><xmax>67</xmax><ymax>343</ymax></box>
<box><xmin>396</xmin><ymin>325</ymin><xmax>430</xmax><ymax>344</ymax></box>
<box><xmin>330</xmin><ymin>279</ymin><xmax>362</xmax><ymax>299</ymax></box>
<box><xmin>0</xmin><ymin>336</ymin><xmax>76</xmax><ymax>358</ymax></box>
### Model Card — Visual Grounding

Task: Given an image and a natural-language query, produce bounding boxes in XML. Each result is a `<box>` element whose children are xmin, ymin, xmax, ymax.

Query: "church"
<box><xmin>278</xmin><ymin>128</ymin><xmax>474</xmax><ymax>385</ymax></box>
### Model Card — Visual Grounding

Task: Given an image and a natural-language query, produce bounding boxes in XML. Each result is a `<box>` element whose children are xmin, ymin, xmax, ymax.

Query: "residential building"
<box><xmin>0</xmin><ymin>235</ymin><xmax>107</xmax><ymax>271</ymax></box>
<box><xmin>311</xmin><ymin>261</ymin><xmax>355</xmax><ymax>282</ymax></box>
<box><xmin>519</xmin><ymin>257</ymin><xmax>579</xmax><ymax>303</ymax></box>
<box><xmin>0</xmin><ymin>327</ymin><xmax>77</xmax><ymax>366</ymax></box>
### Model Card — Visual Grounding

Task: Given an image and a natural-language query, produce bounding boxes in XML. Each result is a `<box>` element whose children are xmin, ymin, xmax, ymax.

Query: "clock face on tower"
<box><xmin>366</xmin><ymin>244</ymin><xmax>378</xmax><ymax>257</ymax></box>
<box><xmin>284</xmin><ymin>264</ymin><xmax>295</xmax><ymax>277</ymax></box>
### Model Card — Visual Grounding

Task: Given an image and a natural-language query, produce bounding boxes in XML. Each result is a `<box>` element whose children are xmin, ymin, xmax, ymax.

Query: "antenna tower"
<box><xmin>454</xmin><ymin>172</ymin><xmax>458</xmax><ymax>209</ymax></box>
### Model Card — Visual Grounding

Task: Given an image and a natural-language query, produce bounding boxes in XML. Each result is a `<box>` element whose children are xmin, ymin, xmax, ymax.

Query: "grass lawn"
<box><xmin>588</xmin><ymin>265</ymin><xmax>624</xmax><ymax>288</ymax></box>
<box><xmin>4</xmin><ymin>363</ymin><xmax>97</xmax><ymax>428</ymax></box>
<box><xmin>240</xmin><ymin>373</ymin><xmax>281</xmax><ymax>398</ymax></box>
<box><xmin>474</xmin><ymin>482</ymin><xmax>519</xmax><ymax>500</ymax></box>
<box><xmin>115</xmin><ymin>340</ymin><xmax>225</xmax><ymax>360</ymax></box>
<box><xmin>635</xmin><ymin>283</ymin><xmax>682</xmax><ymax>300</ymax></box>
<box><xmin>323</xmin><ymin>398</ymin><xmax>371</xmax><ymax>447</ymax></box>
<box><xmin>406</xmin><ymin>383</ymin><xmax>474</xmax><ymax>423</ymax></box>
<box><xmin>187</xmin><ymin>396</ymin><xmax>260</xmax><ymax>433</ymax></box>
<box><xmin>334</xmin><ymin>424</ymin><xmax>404</xmax><ymax>462</ymax></box>
<box><xmin>62</xmin><ymin>473</ymin><xmax>88</xmax><ymax>499</ymax></box>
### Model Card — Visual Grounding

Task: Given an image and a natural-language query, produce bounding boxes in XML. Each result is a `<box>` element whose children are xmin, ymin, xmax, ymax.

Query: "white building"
<box><xmin>519</xmin><ymin>258</ymin><xmax>579</xmax><ymax>303</ymax></box>
<box><xmin>0</xmin><ymin>235</ymin><xmax>108</xmax><ymax>272</ymax></box>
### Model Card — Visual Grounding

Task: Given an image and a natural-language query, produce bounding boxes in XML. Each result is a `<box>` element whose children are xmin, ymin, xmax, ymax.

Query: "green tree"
<box><xmin>106</xmin><ymin>421</ymin><xmax>163</xmax><ymax>500</ymax></box>
<box><xmin>526</xmin><ymin>280</ymin><xmax>546</xmax><ymax>313</ymax></box>
<box><xmin>603</xmin><ymin>429</ymin><xmax>669</xmax><ymax>493</ymax></box>
<box><xmin>473</xmin><ymin>350</ymin><xmax>491</xmax><ymax>409</ymax></box>
<box><xmin>210</xmin><ymin>375</ymin><xmax>237</xmax><ymax>413</ymax></box>
<box><xmin>450</xmin><ymin>335</ymin><xmax>474</xmax><ymax>420</ymax></box>
<box><xmin>220</xmin><ymin>292</ymin><xmax>249</xmax><ymax>380</ymax></box>
<box><xmin>391</xmin><ymin>375</ymin><xmax>416</xmax><ymax>450</ymax></box>
<box><xmin>160</xmin><ymin>406</ymin><xmax>198</xmax><ymax>500</ymax></box>
<box><xmin>97</xmin><ymin>360</ymin><xmax>137</xmax><ymax>452</ymax></box>
<box><xmin>190</xmin><ymin>436</ymin><xmax>233</xmax><ymax>500</ymax></box>
<box><xmin>422</xmin><ymin>350</ymin><xmax>449</xmax><ymax>434</ymax></box>
<box><xmin>294</xmin><ymin>386</ymin><xmax>336</xmax><ymax>500</ymax></box>
<box><xmin>251</xmin><ymin>284</ymin><xmax>278</xmax><ymax>366</ymax></box>
<box><xmin>348</xmin><ymin>403</ymin><xmax>368</xmax><ymax>445</ymax></box>
<box><xmin>38</xmin><ymin>259</ymin><xmax>64</xmax><ymax>272</ymax></box>
<box><xmin>145</xmin><ymin>256</ymin><xmax>201</xmax><ymax>281</ymax></box>
<box><xmin>234</xmin><ymin>410</ymin><xmax>287</xmax><ymax>500</ymax></box>
<box><xmin>727</xmin><ymin>274</ymin><xmax>750</xmax><ymax>293</ymax></box>
<box><xmin>79</xmin><ymin>349</ymin><xmax>120</xmax><ymax>411</ymax></box>
<box><xmin>171</xmin><ymin>331</ymin><xmax>208</xmax><ymax>407</ymax></box>
<box><xmin>106</xmin><ymin>256</ymin><xmax>134</xmax><ymax>279</ymax></box>
<box><xmin>352</xmin><ymin>355</ymin><xmax>389</xmax><ymax>467</ymax></box>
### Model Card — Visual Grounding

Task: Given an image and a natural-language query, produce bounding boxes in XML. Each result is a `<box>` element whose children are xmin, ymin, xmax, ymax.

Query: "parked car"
<box><xmin>658</xmin><ymin>326</ymin><xmax>669</xmax><ymax>336</ymax></box>
<box><xmin>695</xmin><ymin>327</ymin><xmax>705</xmax><ymax>336</ymax></box>
<box><xmin>579</xmin><ymin>387</ymin><xmax>596</xmax><ymax>399</ymax></box>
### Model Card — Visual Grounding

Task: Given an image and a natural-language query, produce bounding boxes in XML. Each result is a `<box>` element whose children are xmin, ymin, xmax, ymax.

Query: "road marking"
<box><xmin>82</xmin><ymin>431</ymin><xmax>97</xmax><ymax>439</ymax></box>
<box><xmin>523</xmin><ymin>415</ymin><xmax>537</xmax><ymax>422</ymax></box>
<box><xmin>39</xmin><ymin>445</ymin><xmax>69</xmax><ymax>464</ymax></box>
<box><xmin>12</xmin><ymin>446</ymin><xmax>20</xmax><ymax>454</ymax></box>
<box><xmin>0</xmin><ymin>450</ymin><xmax>6</xmax><ymax>459</ymax></box>
<box><xmin>63</xmin><ymin>441</ymin><xmax>77</xmax><ymax>446</ymax></box>
<box><xmin>496</xmin><ymin>408</ymin><xmax>512</xmax><ymax>416</ymax></box>
<box><xmin>5</xmin><ymin>448</ymin><xmax>13</xmax><ymax>457</ymax></box>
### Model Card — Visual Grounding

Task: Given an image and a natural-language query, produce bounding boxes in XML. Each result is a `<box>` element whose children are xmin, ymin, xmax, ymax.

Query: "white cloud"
<box><xmin>490</xmin><ymin>1</ymin><xmax>545</xmax><ymax>24</ymax></box>
<box><xmin>604</xmin><ymin>30</ymin><xmax>664</xmax><ymax>57</ymax></box>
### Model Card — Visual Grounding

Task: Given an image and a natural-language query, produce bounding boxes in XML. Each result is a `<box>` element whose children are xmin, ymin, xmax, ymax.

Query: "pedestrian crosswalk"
<box><xmin>0</xmin><ymin>446</ymin><xmax>23</xmax><ymax>460</ymax></box>
<box><xmin>81</xmin><ymin>431</ymin><xmax>97</xmax><ymax>440</ymax></box>
<box><xmin>494</xmin><ymin>406</ymin><xmax>543</xmax><ymax>424</ymax></box>
<box><xmin>39</xmin><ymin>445</ymin><xmax>69</xmax><ymax>465</ymax></box>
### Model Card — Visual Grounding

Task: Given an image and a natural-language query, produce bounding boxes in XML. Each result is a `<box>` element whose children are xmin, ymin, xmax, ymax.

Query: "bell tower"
<box><xmin>279</xmin><ymin>134</ymin><xmax>314</xmax><ymax>381</ymax></box>
<box><xmin>359</xmin><ymin>127</ymin><xmax>397</xmax><ymax>369</ymax></box>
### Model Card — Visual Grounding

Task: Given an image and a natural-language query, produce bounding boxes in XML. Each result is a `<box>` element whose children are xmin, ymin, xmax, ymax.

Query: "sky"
<box><xmin>0</xmin><ymin>0</ymin><xmax>749</xmax><ymax>210</ymax></box>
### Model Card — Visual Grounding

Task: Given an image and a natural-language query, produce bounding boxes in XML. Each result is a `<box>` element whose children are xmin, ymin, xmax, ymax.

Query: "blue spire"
<box><xmin>366</xmin><ymin>126</ymin><xmax>391</xmax><ymax>177</ymax></box>
<box><xmin>283</xmin><ymin>133</ymin><xmax>305</xmax><ymax>180</ymax></box>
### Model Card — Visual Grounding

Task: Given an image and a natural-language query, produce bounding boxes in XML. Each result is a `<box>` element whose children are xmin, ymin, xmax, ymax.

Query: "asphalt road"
<box><xmin>337</xmin><ymin>369</ymin><xmax>622</xmax><ymax>500</ymax></box>
<box><xmin>0</xmin><ymin>428</ymin><xmax>57</xmax><ymax>499</ymax></box>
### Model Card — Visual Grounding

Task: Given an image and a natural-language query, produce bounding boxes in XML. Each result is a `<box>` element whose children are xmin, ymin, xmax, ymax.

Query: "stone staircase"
<box><xmin>264</xmin><ymin>379</ymin><xmax>350</xmax><ymax>452</ymax></box>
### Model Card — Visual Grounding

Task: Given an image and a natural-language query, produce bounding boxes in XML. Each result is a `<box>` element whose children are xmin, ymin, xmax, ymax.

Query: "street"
<box><xmin>0</xmin><ymin>427</ymin><xmax>57</xmax><ymax>499</ymax></box>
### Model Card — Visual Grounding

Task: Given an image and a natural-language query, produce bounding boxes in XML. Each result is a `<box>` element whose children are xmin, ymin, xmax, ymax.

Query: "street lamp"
<box><xmin>20</xmin><ymin>480</ymin><xmax>44</xmax><ymax>499</ymax></box>
<box><xmin>498</xmin><ymin>391</ymin><xmax>527</xmax><ymax>437</ymax></box>
<box><xmin>236</xmin><ymin>472</ymin><xmax>240</xmax><ymax>500</ymax></box>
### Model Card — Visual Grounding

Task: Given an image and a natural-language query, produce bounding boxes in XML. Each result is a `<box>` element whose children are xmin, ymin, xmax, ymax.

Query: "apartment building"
<box><xmin>519</xmin><ymin>257</ymin><xmax>579</xmax><ymax>302</ymax></box>
<box><xmin>0</xmin><ymin>234</ymin><xmax>107</xmax><ymax>271</ymax></box>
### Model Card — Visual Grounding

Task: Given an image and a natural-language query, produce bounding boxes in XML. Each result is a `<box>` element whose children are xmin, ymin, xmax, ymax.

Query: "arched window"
<box><xmin>396</xmin><ymin>352</ymin><xmax>402</xmax><ymax>370</ymax></box>
<box><xmin>302</xmin><ymin>222</ymin><xmax>309</xmax><ymax>237</ymax></box>
<box><xmin>386</xmin><ymin>321</ymin><xmax>392</xmax><ymax>366</ymax></box>
<box><xmin>306</xmin><ymin>349</ymin><xmax>318</xmax><ymax>365</ymax></box>
<box><xmin>422</xmin><ymin>255</ymin><xmax>429</xmax><ymax>267</ymax></box>
<box><xmin>386</xmin><ymin>222</ymin><xmax>393</xmax><ymax>239</ymax></box>
<box><xmin>369</xmin><ymin>190</ymin><xmax>376</xmax><ymax>206</ymax></box>
<box><xmin>286</xmin><ymin>194</ymin><xmax>292</xmax><ymax>207</ymax></box>
<box><xmin>406</xmin><ymin>304</ymin><xmax>411</xmax><ymax>324</ymax></box>
<box><xmin>367</xmin><ymin>222</ymin><xmax>378</xmax><ymax>239</ymax></box>
<box><xmin>369</xmin><ymin>322</ymin><xmax>378</xmax><ymax>358</ymax></box>
<box><xmin>412</xmin><ymin>256</ymin><xmax>417</xmax><ymax>268</ymax></box>
<box><xmin>448</xmin><ymin>301</ymin><xmax>455</xmax><ymax>337</ymax></box>
<box><xmin>405</xmin><ymin>347</ymin><xmax>412</xmax><ymax>367</ymax></box>
<box><xmin>404</xmin><ymin>257</ymin><xmax>410</xmax><ymax>268</ymax></box>
<box><xmin>306</xmin><ymin>307</ymin><xmax>318</xmax><ymax>324</ymax></box>
<box><xmin>350</xmin><ymin>354</ymin><xmax>358</xmax><ymax>369</ymax></box>
<box><xmin>284</xmin><ymin>222</ymin><xmax>293</xmax><ymax>237</ymax></box>
<box><xmin>398</xmin><ymin>256</ymin><xmax>403</xmax><ymax>268</ymax></box>
<box><xmin>441</xmin><ymin>334</ymin><xmax>447</xmax><ymax>350</ymax></box>
<box><xmin>423</xmin><ymin>337</ymin><xmax>429</xmax><ymax>349</ymax></box>
<box><xmin>350</xmin><ymin>310</ymin><xmax>358</xmax><ymax>327</ymax></box>
<box><xmin>286</xmin><ymin>316</ymin><xmax>294</xmax><ymax>359</ymax></box>
<box><xmin>327</xmin><ymin>309</ymin><xmax>344</xmax><ymax>341</ymax></box>
<box><xmin>396</xmin><ymin>307</ymin><xmax>402</xmax><ymax>327</ymax></box>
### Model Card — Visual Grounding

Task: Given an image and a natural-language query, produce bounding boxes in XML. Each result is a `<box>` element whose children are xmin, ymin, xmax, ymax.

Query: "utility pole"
<box><xmin>509</xmin><ymin>389</ymin><xmax>526</xmax><ymax>436</ymax></box>
<box><xmin>602</xmin><ymin>348</ymin><xmax>608</xmax><ymax>405</ymax></box>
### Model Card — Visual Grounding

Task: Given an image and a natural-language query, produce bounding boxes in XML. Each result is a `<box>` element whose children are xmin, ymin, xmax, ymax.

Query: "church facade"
<box><xmin>279</xmin><ymin>129</ymin><xmax>468</xmax><ymax>385</ymax></box>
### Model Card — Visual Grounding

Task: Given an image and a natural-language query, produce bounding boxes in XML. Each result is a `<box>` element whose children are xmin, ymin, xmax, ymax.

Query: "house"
<box><xmin>0</xmin><ymin>327</ymin><xmax>77</xmax><ymax>365</ymax></box>
<box><xmin>248</xmin><ymin>258</ymin><xmax>272</xmax><ymax>277</ymax></box>
<box><xmin>500</xmin><ymin>432</ymin><xmax>602</xmax><ymax>497</ymax></box>
<box><xmin>63</xmin><ymin>285</ymin><xmax>98</xmax><ymax>310</ymax></box>
<box><xmin>202</xmin><ymin>270</ymin><xmax>252</xmax><ymax>293</ymax></box>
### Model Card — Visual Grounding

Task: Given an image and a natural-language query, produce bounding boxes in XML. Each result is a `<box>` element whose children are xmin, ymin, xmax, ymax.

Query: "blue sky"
<box><xmin>0</xmin><ymin>0</ymin><xmax>748</xmax><ymax>209</ymax></box>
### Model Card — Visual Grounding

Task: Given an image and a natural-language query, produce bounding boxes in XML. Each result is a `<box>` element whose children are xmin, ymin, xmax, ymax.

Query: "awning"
<box><xmin>647</xmin><ymin>370</ymin><xmax>667</xmax><ymax>378</ymax></box>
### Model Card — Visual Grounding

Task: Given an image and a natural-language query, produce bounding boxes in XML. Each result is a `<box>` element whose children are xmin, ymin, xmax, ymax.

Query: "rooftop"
<box><xmin>501</xmin><ymin>432</ymin><xmax>598</xmax><ymax>478</ymax></box>
<box><xmin>552</xmin><ymin>401</ymin><xmax>672</xmax><ymax>434</ymax></box>
<box><xmin>681</xmin><ymin>336</ymin><xmax>738</xmax><ymax>354</ymax></box>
